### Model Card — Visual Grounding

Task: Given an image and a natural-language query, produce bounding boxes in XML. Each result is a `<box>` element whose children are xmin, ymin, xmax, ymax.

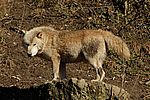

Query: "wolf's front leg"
<box><xmin>60</xmin><ymin>63</ymin><xmax>67</xmax><ymax>80</ymax></box>
<box><xmin>51</xmin><ymin>53</ymin><xmax>60</xmax><ymax>81</ymax></box>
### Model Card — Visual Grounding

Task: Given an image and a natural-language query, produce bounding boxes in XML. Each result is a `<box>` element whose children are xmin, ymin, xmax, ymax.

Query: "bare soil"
<box><xmin>0</xmin><ymin>0</ymin><xmax>150</xmax><ymax>100</ymax></box>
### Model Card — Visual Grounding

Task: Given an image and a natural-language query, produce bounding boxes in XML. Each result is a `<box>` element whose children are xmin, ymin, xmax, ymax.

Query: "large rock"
<box><xmin>47</xmin><ymin>78</ymin><xmax>130</xmax><ymax>100</ymax></box>
<box><xmin>0</xmin><ymin>78</ymin><xmax>130</xmax><ymax>100</ymax></box>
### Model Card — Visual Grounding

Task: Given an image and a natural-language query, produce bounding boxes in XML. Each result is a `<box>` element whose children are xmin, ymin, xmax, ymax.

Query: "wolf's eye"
<box><xmin>33</xmin><ymin>44</ymin><xmax>36</xmax><ymax>46</ymax></box>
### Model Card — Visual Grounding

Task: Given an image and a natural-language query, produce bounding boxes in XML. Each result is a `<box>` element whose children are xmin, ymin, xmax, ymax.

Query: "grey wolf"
<box><xmin>24</xmin><ymin>27</ymin><xmax>130</xmax><ymax>82</ymax></box>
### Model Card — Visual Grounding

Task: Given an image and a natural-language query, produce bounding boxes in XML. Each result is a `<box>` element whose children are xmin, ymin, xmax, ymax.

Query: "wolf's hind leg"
<box><xmin>94</xmin><ymin>66</ymin><xmax>101</xmax><ymax>82</ymax></box>
<box><xmin>87</xmin><ymin>58</ymin><xmax>100</xmax><ymax>82</ymax></box>
<box><xmin>98</xmin><ymin>60</ymin><xmax>105</xmax><ymax>81</ymax></box>
<box><xmin>89</xmin><ymin>58</ymin><xmax>105</xmax><ymax>82</ymax></box>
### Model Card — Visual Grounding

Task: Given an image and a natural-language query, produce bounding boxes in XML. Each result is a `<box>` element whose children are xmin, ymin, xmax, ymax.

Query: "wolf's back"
<box><xmin>101</xmin><ymin>30</ymin><xmax>130</xmax><ymax>60</ymax></box>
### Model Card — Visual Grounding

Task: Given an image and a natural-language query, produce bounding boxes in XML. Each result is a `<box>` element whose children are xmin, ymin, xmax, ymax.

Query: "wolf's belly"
<box><xmin>60</xmin><ymin>52</ymin><xmax>86</xmax><ymax>63</ymax></box>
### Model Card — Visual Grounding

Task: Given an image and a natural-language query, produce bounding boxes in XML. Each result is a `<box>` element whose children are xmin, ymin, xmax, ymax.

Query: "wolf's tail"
<box><xmin>100</xmin><ymin>30</ymin><xmax>130</xmax><ymax>60</ymax></box>
<box><xmin>9</xmin><ymin>27</ymin><xmax>26</xmax><ymax>35</ymax></box>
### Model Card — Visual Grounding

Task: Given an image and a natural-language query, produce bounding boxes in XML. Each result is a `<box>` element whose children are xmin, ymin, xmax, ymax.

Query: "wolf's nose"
<box><xmin>27</xmin><ymin>53</ymin><xmax>32</xmax><ymax>57</ymax></box>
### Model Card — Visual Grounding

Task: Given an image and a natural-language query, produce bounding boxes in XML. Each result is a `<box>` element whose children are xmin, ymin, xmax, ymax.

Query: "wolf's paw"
<box><xmin>91</xmin><ymin>79</ymin><xmax>104</xmax><ymax>84</ymax></box>
<box><xmin>52</xmin><ymin>77</ymin><xmax>60</xmax><ymax>82</ymax></box>
<box><xmin>91</xmin><ymin>79</ymin><xmax>102</xmax><ymax>83</ymax></box>
<box><xmin>44</xmin><ymin>80</ymin><xmax>53</xmax><ymax>84</ymax></box>
<box><xmin>44</xmin><ymin>79</ymin><xmax>59</xmax><ymax>84</ymax></box>
<box><xmin>91</xmin><ymin>79</ymin><xmax>99</xmax><ymax>82</ymax></box>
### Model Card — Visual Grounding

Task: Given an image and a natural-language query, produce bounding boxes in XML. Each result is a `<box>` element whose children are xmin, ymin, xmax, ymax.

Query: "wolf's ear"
<box><xmin>37</xmin><ymin>32</ymin><xmax>42</xmax><ymax>38</ymax></box>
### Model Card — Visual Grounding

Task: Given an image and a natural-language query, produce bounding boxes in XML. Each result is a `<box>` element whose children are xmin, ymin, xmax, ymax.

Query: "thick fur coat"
<box><xmin>24</xmin><ymin>27</ymin><xmax>130</xmax><ymax>82</ymax></box>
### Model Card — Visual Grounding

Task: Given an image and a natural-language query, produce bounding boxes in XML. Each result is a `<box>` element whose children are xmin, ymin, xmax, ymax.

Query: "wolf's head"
<box><xmin>27</xmin><ymin>32</ymin><xmax>44</xmax><ymax>56</ymax></box>
<box><xmin>23</xmin><ymin>26</ymin><xmax>57</xmax><ymax>46</ymax></box>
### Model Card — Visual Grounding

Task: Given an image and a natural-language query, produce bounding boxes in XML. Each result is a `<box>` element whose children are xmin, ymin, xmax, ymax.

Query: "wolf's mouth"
<box><xmin>38</xmin><ymin>49</ymin><xmax>43</xmax><ymax>54</ymax></box>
